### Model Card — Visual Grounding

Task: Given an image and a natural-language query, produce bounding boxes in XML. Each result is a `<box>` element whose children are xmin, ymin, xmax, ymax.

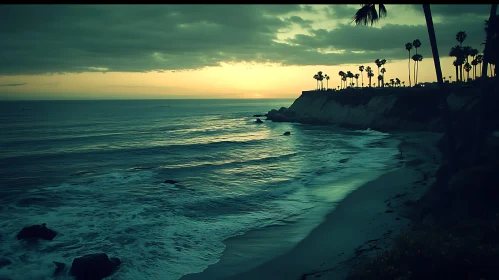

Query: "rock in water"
<box><xmin>70</xmin><ymin>253</ymin><xmax>121</xmax><ymax>280</ymax></box>
<box><xmin>255</xmin><ymin>118</ymin><xmax>263</xmax><ymax>123</ymax></box>
<box><xmin>283</xmin><ymin>131</ymin><xmax>291</xmax><ymax>136</ymax></box>
<box><xmin>0</xmin><ymin>258</ymin><xmax>12</xmax><ymax>269</ymax></box>
<box><xmin>163</xmin><ymin>180</ymin><xmax>178</xmax><ymax>184</ymax></box>
<box><xmin>52</xmin><ymin>261</ymin><xmax>66</xmax><ymax>277</ymax></box>
<box><xmin>17</xmin><ymin>223</ymin><xmax>57</xmax><ymax>241</ymax></box>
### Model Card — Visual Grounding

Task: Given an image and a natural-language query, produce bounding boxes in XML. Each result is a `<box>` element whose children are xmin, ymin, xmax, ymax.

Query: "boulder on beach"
<box><xmin>283</xmin><ymin>131</ymin><xmax>291</xmax><ymax>136</ymax></box>
<box><xmin>70</xmin><ymin>253</ymin><xmax>121</xmax><ymax>280</ymax></box>
<box><xmin>163</xmin><ymin>180</ymin><xmax>178</xmax><ymax>184</ymax></box>
<box><xmin>255</xmin><ymin>118</ymin><xmax>263</xmax><ymax>123</ymax></box>
<box><xmin>17</xmin><ymin>223</ymin><xmax>57</xmax><ymax>241</ymax></box>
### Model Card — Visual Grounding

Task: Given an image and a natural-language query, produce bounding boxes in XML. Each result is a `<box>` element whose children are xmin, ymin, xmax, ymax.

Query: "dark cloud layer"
<box><xmin>0</xmin><ymin>4</ymin><xmax>492</xmax><ymax>75</ymax></box>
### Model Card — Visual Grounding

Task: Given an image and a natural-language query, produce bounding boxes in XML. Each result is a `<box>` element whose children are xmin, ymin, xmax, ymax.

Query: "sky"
<box><xmin>0</xmin><ymin>4</ymin><xmax>494</xmax><ymax>100</ymax></box>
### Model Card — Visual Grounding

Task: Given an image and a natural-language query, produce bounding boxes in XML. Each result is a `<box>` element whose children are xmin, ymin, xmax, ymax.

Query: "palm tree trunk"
<box><xmin>408</xmin><ymin>51</ymin><xmax>412</xmax><ymax>87</ymax></box>
<box><xmin>361</xmin><ymin>74</ymin><xmax>363</xmax><ymax>87</ymax></box>
<box><xmin>423</xmin><ymin>4</ymin><xmax>457</xmax><ymax>173</ymax></box>
<box><xmin>455</xmin><ymin>66</ymin><xmax>459</xmax><ymax>84</ymax></box>
<box><xmin>473</xmin><ymin>4</ymin><xmax>498</xmax><ymax>165</ymax></box>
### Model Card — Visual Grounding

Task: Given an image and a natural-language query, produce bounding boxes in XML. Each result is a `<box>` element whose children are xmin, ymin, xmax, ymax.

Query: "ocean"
<box><xmin>0</xmin><ymin>99</ymin><xmax>402</xmax><ymax>280</ymax></box>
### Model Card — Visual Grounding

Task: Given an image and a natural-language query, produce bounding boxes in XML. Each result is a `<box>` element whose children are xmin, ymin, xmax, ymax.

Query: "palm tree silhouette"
<box><xmin>405</xmin><ymin>42</ymin><xmax>413</xmax><ymax>87</ymax></box>
<box><xmin>380</xmin><ymin>67</ymin><xmax>386</xmax><ymax>87</ymax></box>
<box><xmin>412</xmin><ymin>54</ymin><xmax>423</xmax><ymax>84</ymax></box>
<box><xmin>449</xmin><ymin>45</ymin><xmax>465</xmax><ymax>81</ymax></box>
<box><xmin>374</xmin><ymin>59</ymin><xmax>383</xmax><ymax>87</ymax></box>
<box><xmin>354</xmin><ymin>73</ymin><xmax>360</xmax><ymax>87</ymax></box>
<box><xmin>456</xmin><ymin>31</ymin><xmax>467</xmax><ymax>47</ymax></box>
<box><xmin>342</xmin><ymin>75</ymin><xmax>347</xmax><ymax>89</ymax></box>
<box><xmin>464</xmin><ymin>62</ymin><xmax>472</xmax><ymax>81</ymax></box>
<box><xmin>316</xmin><ymin>71</ymin><xmax>324</xmax><ymax>90</ymax></box>
<box><xmin>395</xmin><ymin>78</ymin><xmax>401</xmax><ymax>87</ymax></box>
<box><xmin>338</xmin><ymin>71</ymin><xmax>345</xmax><ymax>89</ymax></box>
<box><xmin>471</xmin><ymin>59</ymin><xmax>478</xmax><ymax>80</ymax></box>
<box><xmin>313</xmin><ymin>74</ymin><xmax>319</xmax><ymax>90</ymax></box>
<box><xmin>352</xmin><ymin>4</ymin><xmax>387</xmax><ymax>26</ymax></box>
<box><xmin>377</xmin><ymin>75</ymin><xmax>383</xmax><ymax>87</ymax></box>
<box><xmin>347</xmin><ymin>71</ymin><xmax>354</xmax><ymax>86</ymax></box>
<box><xmin>325</xmin><ymin>74</ymin><xmax>330</xmax><ymax>90</ymax></box>
<box><xmin>402</xmin><ymin>81</ymin><xmax>405</xmax><ymax>87</ymax></box>
<box><xmin>477</xmin><ymin>54</ymin><xmax>484</xmax><ymax>76</ymax></box>
<box><xmin>359</xmin><ymin>65</ymin><xmax>365</xmax><ymax>87</ymax></box>
<box><xmin>413</xmin><ymin>39</ymin><xmax>421</xmax><ymax>84</ymax></box>
<box><xmin>366</xmin><ymin>66</ymin><xmax>374</xmax><ymax>87</ymax></box>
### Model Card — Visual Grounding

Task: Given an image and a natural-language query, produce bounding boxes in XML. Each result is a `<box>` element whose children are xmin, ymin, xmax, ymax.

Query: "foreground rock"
<box><xmin>283</xmin><ymin>131</ymin><xmax>291</xmax><ymax>136</ymax></box>
<box><xmin>17</xmin><ymin>223</ymin><xmax>57</xmax><ymax>241</ymax></box>
<box><xmin>70</xmin><ymin>253</ymin><xmax>121</xmax><ymax>280</ymax></box>
<box><xmin>255</xmin><ymin>118</ymin><xmax>263</xmax><ymax>123</ymax></box>
<box><xmin>163</xmin><ymin>179</ymin><xmax>178</xmax><ymax>184</ymax></box>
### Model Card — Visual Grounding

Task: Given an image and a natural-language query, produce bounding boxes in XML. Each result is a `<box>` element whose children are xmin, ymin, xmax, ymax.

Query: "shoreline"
<box><xmin>181</xmin><ymin>131</ymin><xmax>441</xmax><ymax>280</ymax></box>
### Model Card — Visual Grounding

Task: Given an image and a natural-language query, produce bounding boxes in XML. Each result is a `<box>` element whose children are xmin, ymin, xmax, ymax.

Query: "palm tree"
<box><xmin>405</xmin><ymin>42</ymin><xmax>413</xmax><ymax>87</ymax></box>
<box><xmin>342</xmin><ymin>75</ymin><xmax>347</xmax><ymax>88</ymax></box>
<box><xmin>413</xmin><ymin>39</ymin><xmax>421</xmax><ymax>84</ymax></box>
<box><xmin>378</xmin><ymin>74</ymin><xmax>383</xmax><ymax>86</ymax></box>
<box><xmin>374</xmin><ymin>59</ymin><xmax>383</xmax><ymax>86</ymax></box>
<box><xmin>317</xmin><ymin>71</ymin><xmax>324</xmax><ymax>90</ymax></box>
<box><xmin>359</xmin><ymin>65</ymin><xmax>365</xmax><ymax>87</ymax></box>
<box><xmin>464</xmin><ymin>62</ymin><xmax>472</xmax><ymax>81</ymax></box>
<box><xmin>412</xmin><ymin>54</ymin><xmax>423</xmax><ymax>84</ymax></box>
<box><xmin>471</xmin><ymin>59</ymin><xmax>478</xmax><ymax>80</ymax></box>
<box><xmin>456</xmin><ymin>31</ymin><xmax>467</xmax><ymax>47</ymax></box>
<box><xmin>477</xmin><ymin>54</ymin><xmax>484</xmax><ymax>76</ymax></box>
<box><xmin>338</xmin><ymin>71</ymin><xmax>345</xmax><ymax>89</ymax></box>
<box><xmin>325</xmin><ymin>74</ymin><xmax>330</xmax><ymax>90</ymax></box>
<box><xmin>366</xmin><ymin>66</ymin><xmax>374</xmax><ymax>87</ymax></box>
<box><xmin>449</xmin><ymin>45</ymin><xmax>464</xmax><ymax>81</ymax></box>
<box><xmin>380</xmin><ymin>67</ymin><xmax>386</xmax><ymax>87</ymax></box>
<box><xmin>354</xmin><ymin>73</ymin><xmax>360</xmax><ymax>87</ymax></box>
<box><xmin>449</xmin><ymin>76</ymin><xmax>452</xmax><ymax>83</ymax></box>
<box><xmin>395</xmin><ymin>78</ymin><xmax>401</xmax><ymax>87</ymax></box>
<box><xmin>347</xmin><ymin>71</ymin><xmax>354</xmax><ymax>86</ymax></box>
<box><xmin>402</xmin><ymin>81</ymin><xmax>405</xmax><ymax>87</ymax></box>
<box><xmin>313</xmin><ymin>74</ymin><xmax>319</xmax><ymax>90</ymax></box>
<box><xmin>352</xmin><ymin>4</ymin><xmax>387</xmax><ymax>26</ymax></box>
<box><xmin>470</xmin><ymin>48</ymin><xmax>479</xmax><ymax>79</ymax></box>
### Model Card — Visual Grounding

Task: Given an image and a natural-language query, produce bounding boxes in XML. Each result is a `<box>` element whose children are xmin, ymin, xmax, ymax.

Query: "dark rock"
<box><xmin>17</xmin><ymin>223</ymin><xmax>57</xmax><ymax>241</ymax></box>
<box><xmin>70</xmin><ymin>253</ymin><xmax>121</xmax><ymax>280</ymax></box>
<box><xmin>0</xmin><ymin>258</ymin><xmax>11</xmax><ymax>269</ymax></box>
<box><xmin>163</xmin><ymin>180</ymin><xmax>178</xmax><ymax>184</ymax></box>
<box><xmin>338</xmin><ymin>158</ymin><xmax>350</xmax><ymax>163</ymax></box>
<box><xmin>255</xmin><ymin>118</ymin><xmax>263</xmax><ymax>124</ymax></box>
<box><xmin>52</xmin><ymin>261</ymin><xmax>66</xmax><ymax>277</ymax></box>
<box><xmin>283</xmin><ymin>131</ymin><xmax>291</xmax><ymax>136</ymax></box>
<box><xmin>253</xmin><ymin>114</ymin><xmax>265</xmax><ymax>117</ymax></box>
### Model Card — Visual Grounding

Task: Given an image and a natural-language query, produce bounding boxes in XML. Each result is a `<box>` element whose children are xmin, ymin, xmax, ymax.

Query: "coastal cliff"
<box><xmin>267</xmin><ymin>87</ymin><xmax>479</xmax><ymax>132</ymax></box>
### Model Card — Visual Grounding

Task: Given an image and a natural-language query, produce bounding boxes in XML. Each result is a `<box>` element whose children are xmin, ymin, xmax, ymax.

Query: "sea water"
<box><xmin>0</xmin><ymin>99</ymin><xmax>401</xmax><ymax>279</ymax></box>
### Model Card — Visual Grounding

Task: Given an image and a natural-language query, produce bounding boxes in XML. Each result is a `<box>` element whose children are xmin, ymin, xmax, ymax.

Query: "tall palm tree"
<box><xmin>456</xmin><ymin>31</ymin><xmax>467</xmax><ymax>47</ymax></box>
<box><xmin>413</xmin><ymin>39</ymin><xmax>422</xmax><ymax>84</ymax></box>
<box><xmin>317</xmin><ymin>71</ymin><xmax>324</xmax><ymax>90</ymax></box>
<box><xmin>377</xmin><ymin>75</ymin><xmax>383</xmax><ymax>87</ymax></box>
<box><xmin>471</xmin><ymin>59</ymin><xmax>478</xmax><ymax>80</ymax></box>
<box><xmin>359</xmin><ymin>65</ymin><xmax>365</xmax><ymax>87</ymax></box>
<box><xmin>449</xmin><ymin>45</ymin><xmax>465</xmax><ymax>81</ymax></box>
<box><xmin>405</xmin><ymin>42</ymin><xmax>413</xmax><ymax>87</ymax></box>
<box><xmin>477</xmin><ymin>54</ymin><xmax>484</xmax><ymax>76</ymax></box>
<box><xmin>338</xmin><ymin>71</ymin><xmax>345</xmax><ymax>89</ymax></box>
<box><xmin>366</xmin><ymin>66</ymin><xmax>374</xmax><ymax>87</ymax></box>
<box><xmin>464</xmin><ymin>62</ymin><xmax>472</xmax><ymax>81</ymax></box>
<box><xmin>313</xmin><ymin>74</ymin><xmax>319</xmax><ymax>90</ymax></box>
<box><xmin>325</xmin><ymin>74</ymin><xmax>330</xmax><ymax>90</ymax></box>
<box><xmin>470</xmin><ymin>48</ymin><xmax>479</xmax><ymax>79</ymax></box>
<box><xmin>347</xmin><ymin>71</ymin><xmax>354</xmax><ymax>86</ymax></box>
<box><xmin>412</xmin><ymin>54</ymin><xmax>423</xmax><ymax>84</ymax></box>
<box><xmin>342</xmin><ymin>75</ymin><xmax>347</xmax><ymax>88</ymax></box>
<box><xmin>374</xmin><ymin>59</ymin><xmax>383</xmax><ymax>86</ymax></box>
<box><xmin>352</xmin><ymin>4</ymin><xmax>387</xmax><ymax>26</ymax></box>
<box><xmin>354</xmin><ymin>73</ymin><xmax>360</xmax><ymax>87</ymax></box>
<box><xmin>452</xmin><ymin>60</ymin><xmax>460</xmax><ymax>83</ymax></box>
<box><xmin>380</xmin><ymin>67</ymin><xmax>386</xmax><ymax>87</ymax></box>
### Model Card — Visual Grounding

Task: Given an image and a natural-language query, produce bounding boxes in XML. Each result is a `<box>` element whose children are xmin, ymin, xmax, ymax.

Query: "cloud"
<box><xmin>0</xmin><ymin>4</ymin><xmax>492</xmax><ymax>75</ymax></box>
<box><xmin>0</xmin><ymin>83</ymin><xmax>27</xmax><ymax>86</ymax></box>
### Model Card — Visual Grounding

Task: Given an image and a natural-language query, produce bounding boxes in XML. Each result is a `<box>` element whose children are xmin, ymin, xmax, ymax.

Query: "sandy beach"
<box><xmin>181</xmin><ymin>131</ymin><xmax>442</xmax><ymax>280</ymax></box>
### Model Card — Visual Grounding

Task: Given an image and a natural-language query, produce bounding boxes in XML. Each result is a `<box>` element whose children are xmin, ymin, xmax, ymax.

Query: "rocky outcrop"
<box><xmin>17</xmin><ymin>223</ymin><xmax>57</xmax><ymax>241</ymax></box>
<box><xmin>70</xmin><ymin>253</ymin><xmax>121</xmax><ymax>280</ymax></box>
<box><xmin>267</xmin><ymin>87</ymin><xmax>480</xmax><ymax>132</ymax></box>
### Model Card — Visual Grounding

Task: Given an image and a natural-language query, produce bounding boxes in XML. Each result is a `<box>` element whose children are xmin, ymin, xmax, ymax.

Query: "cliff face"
<box><xmin>267</xmin><ymin>87</ymin><xmax>480</xmax><ymax>132</ymax></box>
